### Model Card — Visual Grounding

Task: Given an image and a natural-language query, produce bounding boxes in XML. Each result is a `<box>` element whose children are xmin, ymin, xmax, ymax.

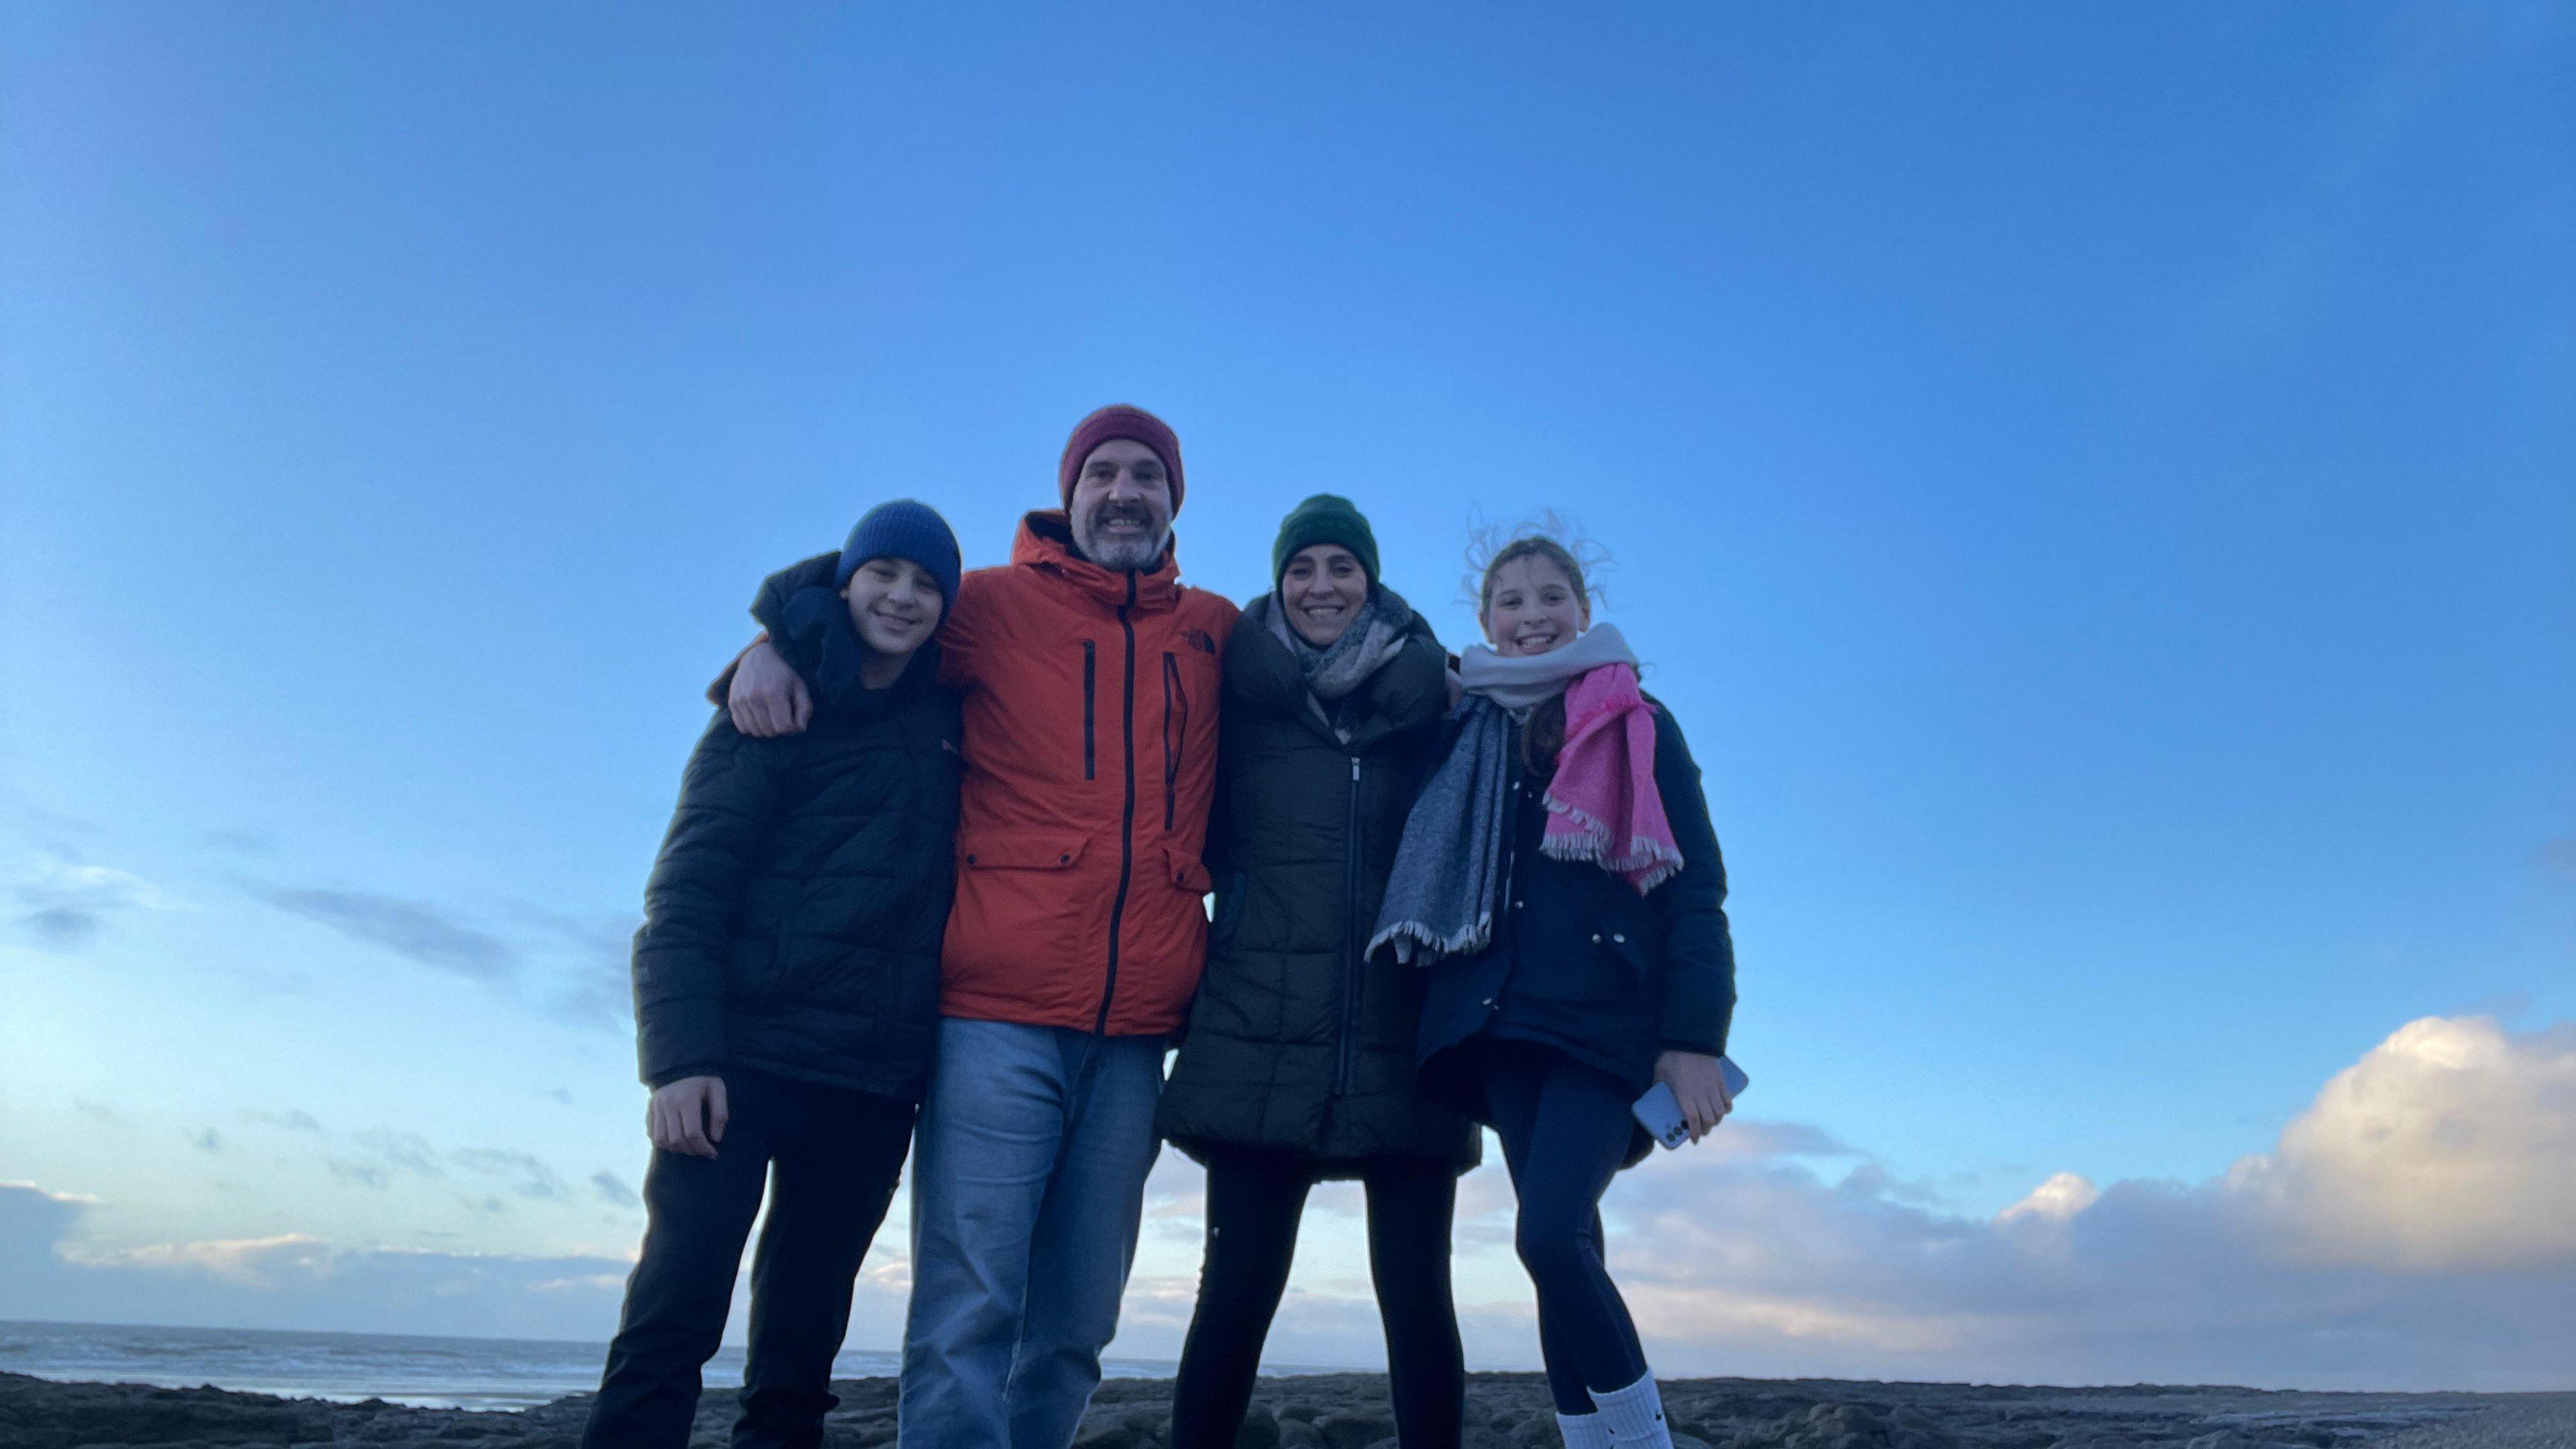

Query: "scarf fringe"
<box><xmin>1367</xmin><ymin>912</ymin><xmax>1492</xmax><ymax>967</ymax></box>
<box><xmin>1542</xmin><ymin>798</ymin><xmax>1684</xmax><ymax>895</ymax></box>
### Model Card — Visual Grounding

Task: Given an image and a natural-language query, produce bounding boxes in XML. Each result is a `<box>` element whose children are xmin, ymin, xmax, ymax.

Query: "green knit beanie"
<box><xmin>1271</xmin><ymin>493</ymin><xmax>1380</xmax><ymax>587</ymax></box>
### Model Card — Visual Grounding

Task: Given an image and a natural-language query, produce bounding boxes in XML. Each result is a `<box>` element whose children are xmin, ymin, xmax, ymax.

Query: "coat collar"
<box><xmin>1228</xmin><ymin>586</ymin><xmax>1434</xmax><ymax>751</ymax></box>
<box><xmin>1013</xmin><ymin>510</ymin><xmax>1185</xmax><ymax>613</ymax></box>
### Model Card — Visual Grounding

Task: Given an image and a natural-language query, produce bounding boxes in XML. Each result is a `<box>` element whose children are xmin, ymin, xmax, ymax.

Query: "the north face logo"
<box><xmin>1182</xmin><ymin>629</ymin><xmax>1218</xmax><ymax>655</ymax></box>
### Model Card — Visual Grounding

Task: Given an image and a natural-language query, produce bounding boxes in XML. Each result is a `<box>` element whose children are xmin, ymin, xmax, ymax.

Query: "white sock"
<box><xmin>1591</xmin><ymin>1371</ymin><xmax>1672</xmax><ymax>1449</ymax></box>
<box><xmin>1557</xmin><ymin>1409</ymin><xmax>1613</xmax><ymax>1449</ymax></box>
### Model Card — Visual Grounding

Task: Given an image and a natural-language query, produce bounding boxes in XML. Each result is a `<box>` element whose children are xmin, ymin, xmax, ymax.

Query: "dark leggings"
<box><xmin>583</xmin><ymin>1071</ymin><xmax>915</xmax><ymax>1449</ymax></box>
<box><xmin>1477</xmin><ymin>1041</ymin><xmax>1649</xmax><ymax>1415</ymax></box>
<box><xmin>1169</xmin><ymin>1148</ymin><xmax>1464</xmax><ymax>1449</ymax></box>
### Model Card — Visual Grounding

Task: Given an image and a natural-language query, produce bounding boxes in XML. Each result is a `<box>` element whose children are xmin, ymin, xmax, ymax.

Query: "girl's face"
<box><xmin>1281</xmin><ymin>543</ymin><xmax>1368</xmax><ymax>647</ymax></box>
<box><xmin>1480</xmin><ymin>555</ymin><xmax>1589</xmax><ymax>657</ymax></box>
<box><xmin>842</xmin><ymin>557</ymin><xmax>944</xmax><ymax>657</ymax></box>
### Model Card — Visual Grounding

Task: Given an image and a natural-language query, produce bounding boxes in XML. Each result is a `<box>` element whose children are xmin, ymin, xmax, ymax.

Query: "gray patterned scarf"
<box><xmin>1265</xmin><ymin>594</ymin><xmax>1409</xmax><ymax>740</ymax></box>
<box><xmin>1366</xmin><ymin>625</ymin><xmax>1640</xmax><ymax>966</ymax></box>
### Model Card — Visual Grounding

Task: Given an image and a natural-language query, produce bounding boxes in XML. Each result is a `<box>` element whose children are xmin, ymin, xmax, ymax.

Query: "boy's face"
<box><xmin>842</xmin><ymin>557</ymin><xmax>944</xmax><ymax>658</ymax></box>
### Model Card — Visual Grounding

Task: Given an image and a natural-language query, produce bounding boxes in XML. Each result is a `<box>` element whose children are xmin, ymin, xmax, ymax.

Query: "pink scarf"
<box><xmin>1540</xmin><ymin>663</ymin><xmax>1682</xmax><ymax>894</ymax></box>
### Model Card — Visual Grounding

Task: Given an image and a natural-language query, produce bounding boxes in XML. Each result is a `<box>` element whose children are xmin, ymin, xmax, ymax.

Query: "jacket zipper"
<box><xmin>1161</xmin><ymin>652</ymin><xmax>1185</xmax><ymax>831</ymax></box>
<box><xmin>1334</xmin><ymin>753</ymin><xmax>1363</xmax><ymax>1095</ymax></box>
<box><xmin>1081</xmin><ymin>641</ymin><xmax>1097</xmax><ymax>781</ymax></box>
<box><xmin>1095</xmin><ymin>574</ymin><xmax>1138</xmax><ymax>1034</ymax></box>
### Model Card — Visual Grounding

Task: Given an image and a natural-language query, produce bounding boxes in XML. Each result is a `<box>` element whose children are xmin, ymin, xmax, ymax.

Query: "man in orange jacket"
<box><xmin>727</xmin><ymin>405</ymin><xmax>1237</xmax><ymax>1449</ymax></box>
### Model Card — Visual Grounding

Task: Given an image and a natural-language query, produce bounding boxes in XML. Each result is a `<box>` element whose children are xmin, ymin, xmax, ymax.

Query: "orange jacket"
<box><xmin>934</xmin><ymin>512</ymin><xmax>1237</xmax><ymax>1036</ymax></box>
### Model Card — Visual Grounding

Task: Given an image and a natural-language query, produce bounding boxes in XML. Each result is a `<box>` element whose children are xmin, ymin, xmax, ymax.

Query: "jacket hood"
<box><xmin>1015</xmin><ymin>509</ymin><xmax>1189</xmax><ymax>613</ymax></box>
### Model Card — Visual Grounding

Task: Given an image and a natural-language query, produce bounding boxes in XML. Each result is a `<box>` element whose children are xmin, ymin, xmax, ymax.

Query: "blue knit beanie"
<box><xmin>835</xmin><ymin>500</ymin><xmax>962</xmax><ymax>619</ymax></box>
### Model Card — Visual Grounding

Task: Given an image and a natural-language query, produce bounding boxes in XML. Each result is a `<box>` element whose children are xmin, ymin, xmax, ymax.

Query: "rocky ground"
<box><xmin>1</xmin><ymin>1370</ymin><xmax>2563</xmax><ymax>1449</ymax></box>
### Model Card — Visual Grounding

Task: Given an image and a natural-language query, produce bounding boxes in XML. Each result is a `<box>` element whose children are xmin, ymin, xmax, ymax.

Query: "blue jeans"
<box><xmin>898</xmin><ymin>1018</ymin><xmax>1166</xmax><ymax>1449</ymax></box>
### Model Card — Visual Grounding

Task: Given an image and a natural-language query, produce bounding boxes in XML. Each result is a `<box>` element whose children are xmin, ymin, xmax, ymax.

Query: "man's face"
<box><xmin>1067</xmin><ymin>439</ymin><xmax>1173</xmax><ymax>572</ymax></box>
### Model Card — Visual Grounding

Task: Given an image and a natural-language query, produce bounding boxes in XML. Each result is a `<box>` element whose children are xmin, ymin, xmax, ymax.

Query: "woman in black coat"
<box><xmin>1375</xmin><ymin>533</ymin><xmax>1737</xmax><ymax>1449</ymax></box>
<box><xmin>1157</xmin><ymin>495</ymin><xmax>1481</xmax><ymax>1449</ymax></box>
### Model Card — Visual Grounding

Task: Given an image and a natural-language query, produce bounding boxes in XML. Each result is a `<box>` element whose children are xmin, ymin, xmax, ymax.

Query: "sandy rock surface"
<box><xmin>1</xmin><ymin>1370</ymin><xmax>2563</xmax><ymax>1449</ymax></box>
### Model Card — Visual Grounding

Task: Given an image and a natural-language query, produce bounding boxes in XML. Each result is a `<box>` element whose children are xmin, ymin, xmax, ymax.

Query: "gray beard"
<box><xmin>1073</xmin><ymin>519</ymin><xmax>1170</xmax><ymax>572</ymax></box>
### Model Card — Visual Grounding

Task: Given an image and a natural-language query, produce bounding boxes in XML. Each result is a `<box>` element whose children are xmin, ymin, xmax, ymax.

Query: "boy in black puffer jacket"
<box><xmin>584</xmin><ymin>500</ymin><xmax>965</xmax><ymax>1449</ymax></box>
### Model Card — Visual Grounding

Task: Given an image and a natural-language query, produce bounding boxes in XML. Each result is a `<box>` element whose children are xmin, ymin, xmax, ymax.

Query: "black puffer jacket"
<box><xmin>1157</xmin><ymin>592</ymin><xmax>1483</xmax><ymax>1175</ymax></box>
<box><xmin>631</xmin><ymin>640</ymin><xmax>963</xmax><ymax>1102</ymax></box>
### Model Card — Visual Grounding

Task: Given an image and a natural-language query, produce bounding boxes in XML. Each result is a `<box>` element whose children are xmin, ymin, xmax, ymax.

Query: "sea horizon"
<box><xmin>0</xmin><ymin>1318</ymin><xmax>1373</xmax><ymax>1412</ymax></box>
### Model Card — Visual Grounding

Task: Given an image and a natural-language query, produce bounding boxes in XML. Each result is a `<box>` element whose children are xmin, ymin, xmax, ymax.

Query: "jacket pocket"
<box><xmin>1165</xmin><ymin>848</ymin><xmax>1212</xmax><ymax>895</ymax></box>
<box><xmin>1597</xmin><ymin>921</ymin><xmax>1652</xmax><ymax>981</ymax></box>
<box><xmin>961</xmin><ymin>834</ymin><xmax>1089</xmax><ymax>872</ymax></box>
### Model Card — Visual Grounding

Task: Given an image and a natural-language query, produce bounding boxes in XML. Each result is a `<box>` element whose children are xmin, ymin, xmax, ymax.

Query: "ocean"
<box><xmin>0</xmin><ymin>1320</ymin><xmax>1191</xmax><ymax>1411</ymax></box>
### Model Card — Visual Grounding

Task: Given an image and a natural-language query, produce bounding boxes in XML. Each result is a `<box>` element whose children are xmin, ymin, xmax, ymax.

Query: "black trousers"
<box><xmin>1476</xmin><ymin>1040</ymin><xmax>1649</xmax><ymax>1415</ymax></box>
<box><xmin>582</xmin><ymin>1070</ymin><xmax>915</xmax><ymax>1449</ymax></box>
<box><xmin>1169</xmin><ymin>1146</ymin><xmax>1464</xmax><ymax>1449</ymax></box>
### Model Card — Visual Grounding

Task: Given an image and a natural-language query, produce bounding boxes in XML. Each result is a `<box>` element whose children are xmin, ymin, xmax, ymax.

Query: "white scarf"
<box><xmin>1458</xmin><ymin>623</ymin><xmax>1640</xmax><ymax>710</ymax></box>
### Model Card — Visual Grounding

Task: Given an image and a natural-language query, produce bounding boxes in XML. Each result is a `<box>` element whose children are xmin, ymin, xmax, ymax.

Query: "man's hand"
<box><xmin>647</xmin><ymin>1075</ymin><xmax>729</xmax><ymax>1159</ymax></box>
<box><xmin>729</xmin><ymin>641</ymin><xmax>811</xmax><ymax>737</ymax></box>
<box><xmin>1653</xmin><ymin>1051</ymin><xmax>1735</xmax><ymax>1144</ymax></box>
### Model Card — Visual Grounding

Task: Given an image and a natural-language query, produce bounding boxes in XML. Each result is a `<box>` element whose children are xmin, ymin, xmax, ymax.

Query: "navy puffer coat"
<box><xmin>1413</xmin><ymin>697</ymin><xmax>1735</xmax><ymax>1159</ymax></box>
<box><xmin>631</xmin><ymin>643</ymin><xmax>962</xmax><ymax>1102</ymax></box>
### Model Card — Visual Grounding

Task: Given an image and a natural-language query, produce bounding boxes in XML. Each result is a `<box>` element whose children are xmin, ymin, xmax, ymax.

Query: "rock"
<box><xmin>1314</xmin><ymin>1411</ymin><xmax>1397</xmax><ymax>1449</ymax></box>
<box><xmin>1073</xmin><ymin>1413</ymin><xmax>1153</xmax><ymax>1448</ymax></box>
<box><xmin>0</xmin><ymin>1368</ymin><xmax>2551</xmax><ymax>1449</ymax></box>
<box><xmin>1234</xmin><ymin>1403</ymin><xmax>1282</xmax><ymax>1449</ymax></box>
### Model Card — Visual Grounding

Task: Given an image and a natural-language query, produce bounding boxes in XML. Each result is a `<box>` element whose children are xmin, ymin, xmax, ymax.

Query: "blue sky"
<box><xmin>3</xmin><ymin>2</ymin><xmax>2571</xmax><ymax>1388</ymax></box>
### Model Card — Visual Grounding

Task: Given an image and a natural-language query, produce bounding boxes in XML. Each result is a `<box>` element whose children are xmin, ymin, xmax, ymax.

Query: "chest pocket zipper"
<box><xmin>1161</xmin><ymin>651</ymin><xmax>1187</xmax><ymax>831</ymax></box>
<box><xmin>1081</xmin><ymin>640</ymin><xmax>1097</xmax><ymax>781</ymax></box>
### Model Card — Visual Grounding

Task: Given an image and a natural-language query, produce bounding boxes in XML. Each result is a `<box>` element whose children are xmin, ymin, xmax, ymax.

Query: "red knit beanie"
<box><xmin>1057</xmin><ymin>405</ymin><xmax>1184</xmax><ymax>514</ymax></box>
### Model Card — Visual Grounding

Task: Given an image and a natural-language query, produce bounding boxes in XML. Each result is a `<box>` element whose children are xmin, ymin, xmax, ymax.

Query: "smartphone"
<box><xmin>1631</xmin><ymin>1057</ymin><xmax>1751</xmax><ymax>1150</ymax></box>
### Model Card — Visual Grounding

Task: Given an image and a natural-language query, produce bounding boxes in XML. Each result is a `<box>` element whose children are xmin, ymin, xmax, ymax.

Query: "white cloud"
<box><xmin>2222</xmin><ymin>1016</ymin><xmax>2576</xmax><ymax>1271</ymax></box>
<box><xmin>80</xmin><ymin>1234</ymin><xmax>336</xmax><ymax>1287</ymax></box>
<box><xmin>4</xmin><ymin>1016</ymin><xmax>2569</xmax><ymax>1388</ymax></box>
<box><xmin>0</xmin><ymin>1183</ymin><xmax>639</xmax><ymax>1342</ymax></box>
<box><xmin>1585</xmin><ymin>1016</ymin><xmax>2576</xmax><ymax>1389</ymax></box>
<box><xmin>9</xmin><ymin>853</ymin><xmax>172</xmax><ymax>949</ymax></box>
<box><xmin>1998</xmin><ymin>1171</ymin><xmax>2100</xmax><ymax>1224</ymax></box>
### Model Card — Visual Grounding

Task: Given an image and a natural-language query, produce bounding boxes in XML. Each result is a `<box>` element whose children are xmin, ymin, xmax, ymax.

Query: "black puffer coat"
<box><xmin>631</xmin><ymin>641</ymin><xmax>963</xmax><ymax>1102</ymax></box>
<box><xmin>1414</xmin><ymin>697</ymin><xmax>1735</xmax><ymax>1165</ymax></box>
<box><xmin>1157</xmin><ymin>592</ymin><xmax>1483</xmax><ymax>1175</ymax></box>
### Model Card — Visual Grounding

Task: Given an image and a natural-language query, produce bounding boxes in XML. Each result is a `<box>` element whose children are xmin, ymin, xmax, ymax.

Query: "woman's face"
<box><xmin>1281</xmin><ymin>543</ymin><xmax>1368</xmax><ymax>647</ymax></box>
<box><xmin>841</xmin><ymin>557</ymin><xmax>944</xmax><ymax>657</ymax></box>
<box><xmin>1480</xmin><ymin>555</ymin><xmax>1589</xmax><ymax>657</ymax></box>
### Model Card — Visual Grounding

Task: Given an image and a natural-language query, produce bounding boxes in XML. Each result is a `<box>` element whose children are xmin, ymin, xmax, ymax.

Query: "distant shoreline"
<box><xmin>0</xmin><ymin>1318</ymin><xmax>1338</xmax><ymax>1411</ymax></box>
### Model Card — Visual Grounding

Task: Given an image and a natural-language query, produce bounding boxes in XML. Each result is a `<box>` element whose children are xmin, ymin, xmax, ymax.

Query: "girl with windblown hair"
<box><xmin>1371</xmin><ymin>531</ymin><xmax>1740</xmax><ymax>1449</ymax></box>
